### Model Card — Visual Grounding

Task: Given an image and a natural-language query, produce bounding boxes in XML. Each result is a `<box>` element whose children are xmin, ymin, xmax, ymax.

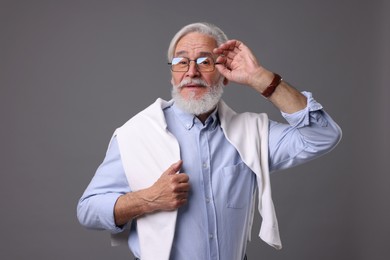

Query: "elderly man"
<box><xmin>77</xmin><ymin>22</ymin><xmax>341</xmax><ymax>260</ymax></box>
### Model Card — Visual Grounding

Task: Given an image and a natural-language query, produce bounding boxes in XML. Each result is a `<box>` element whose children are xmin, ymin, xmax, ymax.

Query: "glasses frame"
<box><xmin>168</xmin><ymin>56</ymin><xmax>222</xmax><ymax>72</ymax></box>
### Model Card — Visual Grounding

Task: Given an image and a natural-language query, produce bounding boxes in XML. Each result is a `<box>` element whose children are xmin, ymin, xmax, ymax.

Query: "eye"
<box><xmin>197</xmin><ymin>57</ymin><xmax>211</xmax><ymax>65</ymax></box>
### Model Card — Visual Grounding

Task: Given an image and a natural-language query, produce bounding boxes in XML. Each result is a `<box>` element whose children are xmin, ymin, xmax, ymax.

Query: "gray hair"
<box><xmin>167</xmin><ymin>22</ymin><xmax>228</xmax><ymax>61</ymax></box>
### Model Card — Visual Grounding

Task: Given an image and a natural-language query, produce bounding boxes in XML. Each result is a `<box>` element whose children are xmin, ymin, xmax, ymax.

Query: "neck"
<box><xmin>196</xmin><ymin>110</ymin><xmax>214</xmax><ymax>124</ymax></box>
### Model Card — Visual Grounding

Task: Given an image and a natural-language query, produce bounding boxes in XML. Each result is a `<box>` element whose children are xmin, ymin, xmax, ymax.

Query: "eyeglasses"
<box><xmin>168</xmin><ymin>57</ymin><xmax>221</xmax><ymax>72</ymax></box>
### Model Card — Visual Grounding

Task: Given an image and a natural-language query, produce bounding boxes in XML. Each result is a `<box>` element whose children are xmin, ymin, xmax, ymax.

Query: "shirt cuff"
<box><xmin>280</xmin><ymin>91</ymin><xmax>323</xmax><ymax>127</ymax></box>
<box><xmin>96</xmin><ymin>192</ymin><xmax>127</xmax><ymax>234</ymax></box>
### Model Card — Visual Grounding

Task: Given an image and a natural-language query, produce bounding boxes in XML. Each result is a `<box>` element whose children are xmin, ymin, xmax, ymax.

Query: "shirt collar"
<box><xmin>172</xmin><ymin>103</ymin><xmax>219</xmax><ymax>130</ymax></box>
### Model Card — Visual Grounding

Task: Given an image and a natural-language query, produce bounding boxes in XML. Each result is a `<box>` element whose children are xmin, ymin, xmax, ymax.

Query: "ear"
<box><xmin>223</xmin><ymin>77</ymin><xmax>229</xmax><ymax>86</ymax></box>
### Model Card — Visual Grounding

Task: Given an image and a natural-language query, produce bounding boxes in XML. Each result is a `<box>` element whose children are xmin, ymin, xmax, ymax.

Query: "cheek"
<box><xmin>206</xmin><ymin>74</ymin><xmax>221</xmax><ymax>86</ymax></box>
<box><xmin>171</xmin><ymin>73</ymin><xmax>183</xmax><ymax>86</ymax></box>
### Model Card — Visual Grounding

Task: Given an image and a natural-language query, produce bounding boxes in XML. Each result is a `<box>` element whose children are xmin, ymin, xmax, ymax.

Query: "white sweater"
<box><xmin>112</xmin><ymin>98</ymin><xmax>281</xmax><ymax>260</ymax></box>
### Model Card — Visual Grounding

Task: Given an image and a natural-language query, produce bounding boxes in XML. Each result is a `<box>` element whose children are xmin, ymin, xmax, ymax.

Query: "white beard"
<box><xmin>171</xmin><ymin>78</ymin><xmax>224</xmax><ymax>115</ymax></box>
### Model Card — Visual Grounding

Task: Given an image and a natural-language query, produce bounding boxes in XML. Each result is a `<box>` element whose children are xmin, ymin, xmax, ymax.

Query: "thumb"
<box><xmin>164</xmin><ymin>160</ymin><xmax>183</xmax><ymax>175</ymax></box>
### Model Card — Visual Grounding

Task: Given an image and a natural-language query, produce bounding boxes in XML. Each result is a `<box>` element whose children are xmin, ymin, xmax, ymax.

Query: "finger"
<box><xmin>173</xmin><ymin>184</ymin><xmax>190</xmax><ymax>194</ymax></box>
<box><xmin>175</xmin><ymin>173</ymin><xmax>189</xmax><ymax>182</ymax></box>
<box><xmin>214</xmin><ymin>46</ymin><xmax>235</xmax><ymax>56</ymax></box>
<box><xmin>174</xmin><ymin>197</ymin><xmax>188</xmax><ymax>208</ymax></box>
<box><xmin>175</xmin><ymin>192</ymin><xmax>189</xmax><ymax>201</ymax></box>
<box><xmin>179</xmin><ymin>184</ymin><xmax>190</xmax><ymax>193</ymax></box>
<box><xmin>214</xmin><ymin>40</ymin><xmax>241</xmax><ymax>54</ymax></box>
<box><xmin>215</xmin><ymin>64</ymin><xmax>233</xmax><ymax>81</ymax></box>
<box><xmin>216</xmin><ymin>40</ymin><xmax>237</xmax><ymax>49</ymax></box>
<box><xmin>215</xmin><ymin>55</ymin><xmax>226</xmax><ymax>64</ymax></box>
<box><xmin>177</xmin><ymin>181</ymin><xmax>190</xmax><ymax>191</ymax></box>
<box><xmin>164</xmin><ymin>160</ymin><xmax>183</xmax><ymax>175</ymax></box>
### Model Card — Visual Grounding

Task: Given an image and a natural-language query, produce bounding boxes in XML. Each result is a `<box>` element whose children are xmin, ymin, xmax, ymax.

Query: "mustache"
<box><xmin>176</xmin><ymin>78</ymin><xmax>210</xmax><ymax>89</ymax></box>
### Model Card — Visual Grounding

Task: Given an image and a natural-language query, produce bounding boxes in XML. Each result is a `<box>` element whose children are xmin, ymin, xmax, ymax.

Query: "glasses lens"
<box><xmin>171</xmin><ymin>57</ymin><xmax>189</xmax><ymax>72</ymax></box>
<box><xmin>196</xmin><ymin>57</ymin><xmax>214</xmax><ymax>72</ymax></box>
<box><xmin>170</xmin><ymin>57</ymin><xmax>216</xmax><ymax>72</ymax></box>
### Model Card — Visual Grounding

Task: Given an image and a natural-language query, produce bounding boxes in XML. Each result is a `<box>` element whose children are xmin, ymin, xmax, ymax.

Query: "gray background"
<box><xmin>1</xmin><ymin>0</ymin><xmax>389</xmax><ymax>259</ymax></box>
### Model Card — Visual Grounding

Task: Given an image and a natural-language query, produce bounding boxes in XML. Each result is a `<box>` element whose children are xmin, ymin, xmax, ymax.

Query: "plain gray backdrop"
<box><xmin>1</xmin><ymin>0</ymin><xmax>389</xmax><ymax>259</ymax></box>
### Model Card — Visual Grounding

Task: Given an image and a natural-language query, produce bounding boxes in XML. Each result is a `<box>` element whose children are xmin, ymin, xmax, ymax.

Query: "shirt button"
<box><xmin>209</xmin><ymin>234</ymin><xmax>213</xmax><ymax>239</ymax></box>
<box><xmin>202</xmin><ymin>163</ymin><xmax>208</xmax><ymax>168</ymax></box>
<box><xmin>206</xmin><ymin>197</ymin><xmax>211</xmax><ymax>203</ymax></box>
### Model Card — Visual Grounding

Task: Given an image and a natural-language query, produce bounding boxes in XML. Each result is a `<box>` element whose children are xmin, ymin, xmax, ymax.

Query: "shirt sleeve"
<box><xmin>268</xmin><ymin>91</ymin><xmax>342</xmax><ymax>172</ymax></box>
<box><xmin>77</xmin><ymin>136</ymin><xmax>131</xmax><ymax>233</ymax></box>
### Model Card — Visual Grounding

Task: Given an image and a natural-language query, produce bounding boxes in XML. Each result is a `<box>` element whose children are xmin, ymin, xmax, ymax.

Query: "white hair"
<box><xmin>167</xmin><ymin>22</ymin><xmax>228</xmax><ymax>61</ymax></box>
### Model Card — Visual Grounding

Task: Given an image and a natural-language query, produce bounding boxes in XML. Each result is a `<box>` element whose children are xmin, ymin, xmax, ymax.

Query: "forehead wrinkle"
<box><xmin>174</xmin><ymin>33</ymin><xmax>217</xmax><ymax>57</ymax></box>
<box><xmin>174</xmin><ymin>50</ymin><xmax>214</xmax><ymax>58</ymax></box>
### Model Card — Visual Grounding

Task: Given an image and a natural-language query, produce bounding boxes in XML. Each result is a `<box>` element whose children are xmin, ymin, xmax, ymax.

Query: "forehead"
<box><xmin>174</xmin><ymin>32</ymin><xmax>217</xmax><ymax>56</ymax></box>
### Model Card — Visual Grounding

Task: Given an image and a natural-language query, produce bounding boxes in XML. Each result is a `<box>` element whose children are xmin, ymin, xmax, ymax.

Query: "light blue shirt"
<box><xmin>77</xmin><ymin>92</ymin><xmax>341</xmax><ymax>260</ymax></box>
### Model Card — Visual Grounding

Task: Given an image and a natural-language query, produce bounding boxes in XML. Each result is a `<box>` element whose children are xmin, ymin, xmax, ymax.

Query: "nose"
<box><xmin>185</xmin><ymin>60</ymin><xmax>200</xmax><ymax>78</ymax></box>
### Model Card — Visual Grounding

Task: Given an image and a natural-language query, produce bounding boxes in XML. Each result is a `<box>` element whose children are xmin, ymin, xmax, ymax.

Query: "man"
<box><xmin>77</xmin><ymin>22</ymin><xmax>341</xmax><ymax>260</ymax></box>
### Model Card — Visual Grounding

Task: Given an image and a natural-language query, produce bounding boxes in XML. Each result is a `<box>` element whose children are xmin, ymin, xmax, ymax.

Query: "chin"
<box><xmin>171</xmin><ymin>84</ymin><xmax>223</xmax><ymax>116</ymax></box>
<box><xmin>180</xmin><ymin>88</ymin><xmax>207</xmax><ymax>100</ymax></box>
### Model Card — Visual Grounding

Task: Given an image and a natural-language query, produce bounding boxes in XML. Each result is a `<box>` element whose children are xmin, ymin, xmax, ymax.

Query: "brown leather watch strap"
<box><xmin>261</xmin><ymin>73</ymin><xmax>282</xmax><ymax>98</ymax></box>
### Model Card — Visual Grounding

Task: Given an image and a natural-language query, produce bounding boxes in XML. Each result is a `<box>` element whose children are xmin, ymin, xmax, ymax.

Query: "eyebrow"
<box><xmin>174</xmin><ymin>51</ymin><xmax>214</xmax><ymax>57</ymax></box>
